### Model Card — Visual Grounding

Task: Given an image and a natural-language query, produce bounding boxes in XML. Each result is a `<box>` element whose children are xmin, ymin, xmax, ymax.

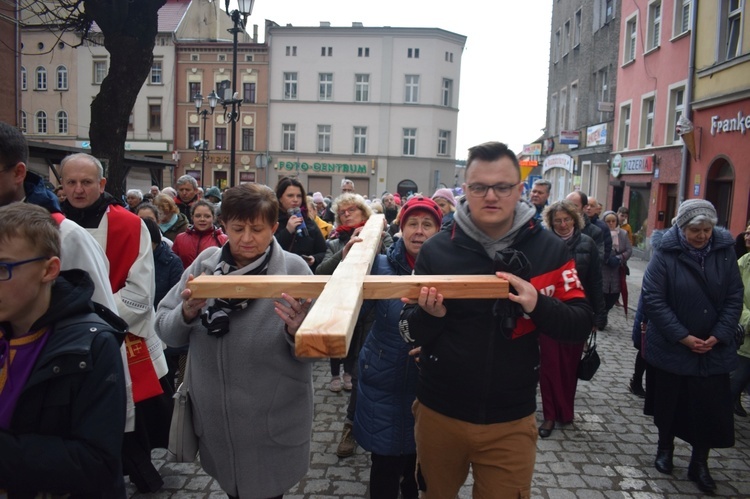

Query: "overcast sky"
<box><xmin>233</xmin><ymin>0</ymin><xmax>553</xmax><ymax>160</ymax></box>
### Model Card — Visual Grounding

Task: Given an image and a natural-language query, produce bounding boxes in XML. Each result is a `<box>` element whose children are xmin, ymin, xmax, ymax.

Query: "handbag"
<box><xmin>577</xmin><ymin>331</ymin><xmax>601</xmax><ymax>381</ymax></box>
<box><xmin>166</xmin><ymin>356</ymin><xmax>199</xmax><ymax>463</ymax></box>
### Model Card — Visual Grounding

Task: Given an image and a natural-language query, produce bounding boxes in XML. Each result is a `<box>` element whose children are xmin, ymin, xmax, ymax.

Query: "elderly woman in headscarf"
<box><xmin>641</xmin><ymin>199</ymin><xmax>743</xmax><ymax>494</ymax></box>
<box><xmin>601</xmin><ymin>210</ymin><xmax>632</xmax><ymax>316</ymax></box>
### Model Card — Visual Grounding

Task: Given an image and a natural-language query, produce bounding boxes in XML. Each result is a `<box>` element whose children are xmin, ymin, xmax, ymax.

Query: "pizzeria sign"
<box><xmin>611</xmin><ymin>154</ymin><xmax>653</xmax><ymax>177</ymax></box>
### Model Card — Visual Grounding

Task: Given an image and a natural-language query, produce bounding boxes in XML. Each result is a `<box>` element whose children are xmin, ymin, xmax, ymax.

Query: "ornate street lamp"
<box><xmin>221</xmin><ymin>0</ymin><xmax>255</xmax><ymax>187</ymax></box>
<box><xmin>193</xmin><ymin>90</ymin><xmax>219</xmax><ymax>187</ymax></box>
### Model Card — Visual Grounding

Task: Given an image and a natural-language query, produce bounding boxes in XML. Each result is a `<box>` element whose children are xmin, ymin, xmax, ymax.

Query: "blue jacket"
<box><xmin>23</xmin><ymin>170</ymin><xmax>61</xmax><ymax>213</ymax></box>
<box><xmin>354</xmin><ymin>239</ymin><xmax>419</xmax><ymax>456</ymax></box>
<box><xmin>153</xmin><ymin>240</ymin><xmax>184</xmax><ymax>308</ymax></box>
<box><xmin>641</xmin><ymin>225</ymin><xmax>742</xmax><ymax>376</ymax></box>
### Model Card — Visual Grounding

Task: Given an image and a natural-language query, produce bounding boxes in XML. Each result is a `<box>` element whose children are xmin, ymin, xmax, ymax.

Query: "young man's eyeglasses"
<box><xmin>466</xmin><ymin>182</ymin><xmax>520</xmax><ymax>198</ymax></box>
<box><xmin>0</xmin><ymin>257</ymin><xmax>48</xmax><ymax>281</ymax></box>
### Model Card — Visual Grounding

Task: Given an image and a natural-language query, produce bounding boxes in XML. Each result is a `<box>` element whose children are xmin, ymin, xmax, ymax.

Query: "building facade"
<box><xmin>611</xmin><ymin>0</ymin><xmax>692</xmax><ymax>250</ymax></box>
<box><xmin>542</xmin><ymin>0</ymin><xmax>621</xmax><ymax>205</ymax></box>
<box><xmin>0</xmin><ymin>0</ymin><xmax>19</xmax><ymax>127</ymax></box>
<box><xmin>265</xmin><ymin>23</ymin><xmax>466</xmax><ymax>198</ymax></box>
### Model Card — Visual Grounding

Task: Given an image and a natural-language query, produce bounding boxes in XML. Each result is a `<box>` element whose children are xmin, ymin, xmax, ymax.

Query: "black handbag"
<box><xmin>577</xmin><ymin>331</ymin><xmax>601</xmax><ymax>381</ymax></box>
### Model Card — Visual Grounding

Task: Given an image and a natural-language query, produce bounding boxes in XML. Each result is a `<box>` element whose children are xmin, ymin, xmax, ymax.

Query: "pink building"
<box><xmin>611</xmin><ymin>0</ymin><xmax>692</xmax><ymax>250</ymax></box>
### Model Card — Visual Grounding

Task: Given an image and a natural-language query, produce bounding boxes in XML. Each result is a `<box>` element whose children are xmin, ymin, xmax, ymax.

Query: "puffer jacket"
<box><xmin>172</xmin><ymin>225</ymin><xmax>228</xmax><ymax>269</ymax></box>
<box><xmin>354</xmin><ymin>240</ymin><xmax>418</xmax><ymax>456</ymax></box>
<box><xmin>565</xmin><ymin>229</ymin><xmax>605</xmax><ymax>326</ymax></box>
<box><xmin>642</xmin><ymin>225</ymin><xmax>743</xmax><ymax>376</ymax></box>
<box><xmin>733</xmin><ymin>252</ymin><xmax>750</xmax><ymax>359</ymax></box>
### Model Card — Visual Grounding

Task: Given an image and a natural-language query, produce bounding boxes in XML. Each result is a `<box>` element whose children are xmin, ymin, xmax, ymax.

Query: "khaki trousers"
<box><xmin>413</xmin><ymin>400</ymin><xmax>537</xmax><ymax>499</ymax></box>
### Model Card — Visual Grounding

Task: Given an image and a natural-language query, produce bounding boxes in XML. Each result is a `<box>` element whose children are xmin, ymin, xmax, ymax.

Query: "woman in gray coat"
<box><xmin>601</xmin><ymin>210</ymin><xmax>632</xmax><ymax>312</ymax></box>
<box><xmin>155</xmin><ymin>184</ymin><xmax>314</xmax><ymax>499</ymax></box>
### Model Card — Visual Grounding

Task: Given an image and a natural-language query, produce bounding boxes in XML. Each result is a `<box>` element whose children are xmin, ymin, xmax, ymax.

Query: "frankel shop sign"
<box><xmin>276</xmin><ymin>160</ymin><xmax>368</xmax><ymax>174</ymax></box>
<box><xmin>710</xmin><ymin>110</ymin><xmax>750</xmax><ymax>136</ymax></box>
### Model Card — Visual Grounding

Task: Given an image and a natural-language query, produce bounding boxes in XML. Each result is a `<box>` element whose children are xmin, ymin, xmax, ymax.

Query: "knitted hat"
<box><xmin>204</xmin><ymin>186</ymin><xmax>222</xmax><ymax>202</ymax></box>
<box><xmin>673</xmin><ymin>199</ymin><xmax>717</xmax><ymax>228</ymax></box>
<box><xmin>312</xmin><ymin>192</ymin><xmax>325</xmax><ymax>204</ymax></box>
<box><xmin>601</xmin><ymin>210</ymin><xmax>618</xmax><ymax>225</ymax></box>
<box><xmin>432</xmin><ymin>188</ymin><xmax>457</xmax><ymax>207</ymax></box>
<box><xmin>399</xmin><ymin>195</ymin><xmax>443</xmax><ymax>227</ymax></box>
<box><xmin>393</xmin><ymin>193</ymin><xmax>401</xmax><ymax>206</ymax></box>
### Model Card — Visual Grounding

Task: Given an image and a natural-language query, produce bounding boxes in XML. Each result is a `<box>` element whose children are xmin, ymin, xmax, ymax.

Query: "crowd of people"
<box><xmin>1</xmin><ymin>118</ymin><xmax>748</xmax><ymax>498</ymax></box>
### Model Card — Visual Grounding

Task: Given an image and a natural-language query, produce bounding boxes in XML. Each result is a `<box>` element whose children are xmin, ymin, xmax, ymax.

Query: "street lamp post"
<box><xmin>193</xmin><ymin>90</ymin><xmax>218</xmax><ymax>188</ymax></box>
<box><xmin>222</xmin><ymin>0</ymin><xmax>255</xmax><ymax>187</ymax></box>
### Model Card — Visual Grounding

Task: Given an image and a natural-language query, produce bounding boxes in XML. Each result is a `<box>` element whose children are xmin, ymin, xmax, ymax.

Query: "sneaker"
<box><xmin>336</xmin><ymin>422</ymin><xmax>357</xmax><ymax>458</ymax></box>
<box><xmin>329</xmin><ymin>376</ymin><xmax>342</xmax><ymax>392</ymax></box>
<box><xmin>343</xmin><ymin>373</ymin><xmax>353</xmax><ymax>391</ymax></box>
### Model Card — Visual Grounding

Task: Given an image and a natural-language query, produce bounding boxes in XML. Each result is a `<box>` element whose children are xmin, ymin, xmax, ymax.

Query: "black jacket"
<box><xmin>566</xmin><ymin>229</ymin><xmax>606</xmax><ymax>328</ymax></box>
<box><xmin>401</xmin><ymin>220</ymin><xmax>593</xmax><ymax>424</ymax></box>
<box><xmin>0</xmin><ymin>270</ymin><xmax>128</xmax><ymax>498</ymax></box>
<box><xmin>275</xmin><ymin>209</ymin><xmax>328</xmax><ymax>272</ymax></box>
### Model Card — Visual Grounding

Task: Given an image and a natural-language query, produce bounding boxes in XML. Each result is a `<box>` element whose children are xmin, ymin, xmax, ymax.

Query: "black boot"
<box><xmin>654</xmin><ymin>448</ymin><xmax>674</xmax><ymax>474</ymax></box>
<box><xmin>735</xmin><ymin>396</ymin><xmax>748</xmax><ymax>417</ymax></box>
<box><xmin>688</xmin><ymin>461</ymin><xmax>716</xmax><ymax>494</ymax></box>
<box><xmin>628</xmin><ymin>377</ymin><xmax>646</xmax><ymax>398</ymax></box>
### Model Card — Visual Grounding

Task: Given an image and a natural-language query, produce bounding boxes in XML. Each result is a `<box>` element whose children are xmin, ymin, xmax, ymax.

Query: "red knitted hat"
<box><xmin>399</xmin><ymin>195</ymin><xmax>443</xmax><ymax>227</ymax></box>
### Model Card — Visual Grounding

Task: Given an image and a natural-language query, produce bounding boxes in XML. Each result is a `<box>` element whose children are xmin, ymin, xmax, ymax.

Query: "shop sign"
<box><xmin>276</xmin><ymin>160</ymin><xmax>368</xmax><ymax>174</ymax></box>
<box><xmin>619</xmin><ymin>154</ymin><xmax>654</xmax><ymax>175</ymax></box>
<box><xmin>542</xmin><ymin>154</ymin><xmax>573</xmax><ymax>174</ymax></box>
<box><xmin>560</xmin><ymin>130</ymin><xmax>580</xmax><ymax>145</ymax></box>
<box><xmin>521</xmin><ymin>143</ymin><xmax>542</xmax><ymax>156</ymax></box>
<box><xmin>611</xmin><ymin>154</ymin><xmax>622</xmax><ymax>177</ymax></box>
<box><xmin>586</xmin><ymin>123</ymin><xmax>608</xmax><ymax>147</ymax></box>
<box><xmin>543</xmin><ymin>138</ymin><xmax>555</xmax><ymax>154</ymax></box>
<box><xmin>710</xmin><ymin>110</ymin><xmax>750</xmax><ymax>136</ymax></box>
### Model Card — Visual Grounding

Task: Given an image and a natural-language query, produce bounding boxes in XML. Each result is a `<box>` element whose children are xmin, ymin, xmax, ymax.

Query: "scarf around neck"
<box><xmin>678</xmin><ymin>228</ymin><xmax>712</xmax><ymax>268</ymax></box>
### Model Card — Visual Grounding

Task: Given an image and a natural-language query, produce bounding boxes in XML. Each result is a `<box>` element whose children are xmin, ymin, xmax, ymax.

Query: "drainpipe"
<box><xmin>678</xmin><ymin>0</ymin><xmax>698</xmax><ymax>203</ymax></box>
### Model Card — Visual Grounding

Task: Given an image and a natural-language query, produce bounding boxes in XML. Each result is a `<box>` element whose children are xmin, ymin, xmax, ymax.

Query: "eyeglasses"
<box><xmin>0</xmin><ymin>256</ymin><xmax>48</xmax><ymax>281</ymax></box>
<box><xmin>338</xmin><ymin>206</ymin><xmax>359</xmax><ymax>217</ymax></box>
<box><xmin>552</xmin><ymin>217</ymin><xmax>574</xmax><ymax>226</ymax></box>
<box><xmin>466</xmin><ymin>182</ymin><xmax>519</xmax><ymax>198</ymax></box>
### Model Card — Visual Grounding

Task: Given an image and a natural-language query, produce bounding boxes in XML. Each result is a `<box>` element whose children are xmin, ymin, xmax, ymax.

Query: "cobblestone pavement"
<box><xmin>128</xmin><ymin>259</ymin><xmax>750</xmax><ymax>498</ymax></box>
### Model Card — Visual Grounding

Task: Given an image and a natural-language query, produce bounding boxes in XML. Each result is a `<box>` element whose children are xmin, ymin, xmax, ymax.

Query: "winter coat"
<box><xmin>0</xmin><ymin>270</ymin><xmax>127</xmax><ymax>498</ymax></box>
<box><xmin>162</xmin><ymin>213</ymin><xmax>189</xmax><ymax>242</ymax></box>
<box><xmin>354</xmin><ymin>239</ymin><xmax>418</xmax><ymax>456</ymax></box>
<box><xmin>275</xmin><ymin>210</ymin><xmax>328</xmax><ymax>272</ymax></box>
<box><xmin>315</xmin><ymin>228</ymin><xmax>394</xmax><ymax>276</ymax></box>
<box><xmin>582</xmin><ymin>216</ymin><xmax>605</xmax><ymax>262</ymax></box>
<box><xmin>590</xmin><ymin>214</ymin><xmax>612</xmax><ymax>262</ymax></box>
<box><xmin>401</xmin><ymin>220</ymin><xmax>593</xmax><ymax>424</ymax></box>
<box><xmin>153</xmin><ymin>240</ymin><xmax>185</xmax><ymax>307</ymax></box>
<box><xmin>564</xmin><ymin>229</ymin><xmax>605</xmax><ymax>325</ymax></box>
<box><xmin>154</xmin><ymin>240</ymin><xmax>314</xmax><ymax>498</ymax></box>
<box><xmin>172</xmin><ymin>226</ymin><xmax>228</xmax><ymax>269</ymax></box>
<box><xmin>601</xmin><ymin>228</ymin><xmax>632</xmax><ymax>294</ymax></box>
<box><xmin>735</xmin><ymin>252</ymin><xmax>750</xmax><ymax>359</ymax></box>
<box><xmin>642</xmin><ymin>225</ymin><xmax>743</xmax><ymax>376</ymax></box>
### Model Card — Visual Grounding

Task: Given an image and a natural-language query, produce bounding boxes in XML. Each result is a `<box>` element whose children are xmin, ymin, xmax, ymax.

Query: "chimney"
<box><xmin>320</xmin><ymin>21</ymin><xmax>331</xmax><ymax>27</ymax></box>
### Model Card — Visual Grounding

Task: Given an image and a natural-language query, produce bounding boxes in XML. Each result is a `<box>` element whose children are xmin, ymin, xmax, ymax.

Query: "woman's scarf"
<box><xmin>329</xmin><ymin>221</ymin><xmax>366</xmax><ymax>242</ymax></box>
<box><xmin>611</xmin><ymin>229</ymin><xmax>620</xmax><ymax>253</ymax></box>
<box><xmin>159</xmin><ymin>214</ymin><xmax>179</xmax><ymax>233</ymax></box>
<box><xmin>678</xmin><ymin>228</ymin><xmax>712</xmax><ymax>268</ymax></box>
<box><xmin>201</xmin><ymin>243</ymin><xmax>274</xmax><ymax>338</ymax></box>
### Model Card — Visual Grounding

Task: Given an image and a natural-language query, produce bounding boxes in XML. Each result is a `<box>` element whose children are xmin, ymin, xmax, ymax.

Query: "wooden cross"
<box><xmin>188</xmin><ymin>215</ymin><xmax>509</xmax><ymax>358</ymax></box>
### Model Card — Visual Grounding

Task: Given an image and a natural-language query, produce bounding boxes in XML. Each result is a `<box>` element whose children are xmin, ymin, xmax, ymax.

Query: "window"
<box><xmin>599</xmin><ymin>68</ymin><xmax>609</xmax><ymax>104</ymax></box>
<box><xmin>20</xmin><ymin>111</ymin><xmax>26</xmax><ymax>132</ymax></box>
<box><xmin>56</xmin><ymin>66</ymin><xmax>68</xmax><ymax>90</ymax></box>
<box><xmin>569</xmin><ymin>82</ymin><xmax>578</xmax><ymax>130</ymax></box>
<box><xmin>282</xmin><ymin>124</ymin><xmax>296</xmax><ymax>151</ymax></box>
<box><xmin>641</xmin><ymin>96</ymin><xmax>656</xmax><ymax>147</ymax></box>
<box><xmin>321</xmin><ymin>46</ymin><xmax>333</xmax><ymax>56</ymax></box>
<box><xmin>405</xmin><ymin>75</ymin><xmax>419</xmax><ymax>103</ymax></box>
<box><xmin>407</xmin><ymin>48</ymin><xmax>421</xmax><ymax>58</ymax></box>
<box><xmin>550</xmin><ymin>93</ymin><xmax>558</xmax><ymax>136</ymax></box>
<box><xmin>319</xmin><ymin>73</ymin><xmax>333</xmax><ymax>101</ymax></box>
<box><xmin>619</xmin><ymin>103</ymin><xmax>631</xmax><ymax>149</ymax></box>
<box><xmin>151</xmin><ymin>60</ymin><xmax>163</xmax><ymax>84</ymax></box>
<box><xmin>218</xmin><ymin>54</ymin><xmax>226</xmax><ymax>62</ymax></box>
<box><xmin>36</xmin><ymin>67</ymin><xmax>47</xmax><ymax>90</ymax></box>
<box><xmin>594</xmin><ymin>0</ymin><xmax>616</xmax><ymax>30</ymax></box>
<box><xmin>56</xmin><ymin>110</ymin><xmax>68</xmax><ymax>134</ymax></box>
<box><xmin>93</xmin><ymin>60</ymin><xmax>107</xmax><ymax>84</ymax></box>
<box><xmin>445</xmin><ymin>51</ymin><xmax>454</xmax><ymax>62</ymax></box>
<box><xmin>242</xmin><ymin>128</ymin><xmax>255</xmax><ymax>151</ymax></box>
<box><xmin>21</xmin><ymin>67</ymin><xmax>27</xmax><ymax>91</ymax></box>
<box><xmin>189</xmin><ymin>82</ymin><xmax>201</xmax><ymax>102</ymax></box>
<box><xmin>437</xmin><ymin>130</ymin><xmax>450</xmax><ymax>156</ymax></box>
<box><xmin>625</xmin><ymin>16</ymin><xmax>638</xmax><ymax>63</ymax></box>
<box><xmin>720</xmin><ymin>0</ymin><xmax>743</xmax><ymax>61</ymax></box>
<box><xmin>355</xmin><ymin>74</ymin><xmax>370</xmax><ymax>102</ymax></box>
<box><xmin>215</xmin><ymin>128</ymin><xmax>227</xmax><ymax>150</ymax></box>
<box><xmin>188</xmin><ymin>126</ymin><xmax>200</xmax><ymax>146</ymax></box>
<box><xmin>245</xmin><ymin>54</ymin><xmax>253</xmax><ymax>62</ymax></box>
<box><xmin>285</xmin><ymin>46</ymin><xmax>297</xmax><ymax>56</ymax></box>
<box><xmin>559</xmin><ymin>88</ymin><xmax>567</xmax><ymax>133</ymax></box>
<box><xmin>353</xmin><ymin>127</ymin><xmax>367</xmax><ymax>154</ymax></box>
<box><xmin>554</xmin><ymin>29</ymin><xmax>561</xmax><ymax>63</ymax></box>
<box><xmin>317</xmin><ymin>125</ymin><xmax>331</xmax><ymax>153</ymax></box>
<box><xmin>191</xmin><ymin>54</ymin><xmax>200</xmax><ymax>62</ymax></box>
<box><xmin>35</xmin><ymin>111</ymin><xmax>47</xmax><ymax>134</ymax></box>
<box><xmin>283</xmin><ymin>72</ymin><xmax>297</xmax><ymax>100</ymax></box>
<box><xmin>574</xmin><ymin>9</ymin><xmax>582</xmax><ymax>47</ymax></box>
<box><xmin>647</xmin><ymin>1</ymin><xmax>662</xmax><ymax>51</ymax></box>
<box><xmin>403</xmin><ymin>128</ymin><xmax>416</xmax><ymax>156</ymax></box>
<box><xmin>606</xmin><ymin>0</ymin><xmax>615</xmax><ymax>23</ymax></box>
<box><xmin>674</xmin><ymin>0</ymin><xmax>692</xmax><ymax>36</ymax></box>
<box><xmin>149</xmin><ymin>104</ymin><xmax>162</xmax><ymax>131</ymax></box>
<box><xmin>243</xmin><ymin>82</ymin><xmax>256</xmax><ymax>103</ymax></box>
<box><xmin>563</xmin><ymin>20</ymin><xmax>571</xmax><ymax>55</ymax></box>
<box><xmin>216</xmin><ymin>80</ymin><xmax>231</xmax><ymax>100</ymax></box>
<box><xmin>668</xmin><ymin>86</ymin><xmax>685</xmax><ymax>143</ymax></box>
<box><xmin>442</xmin><ymin>79</ymin><xmax>453</xmax><ymax>107</ymax></box>
<box><xmin>357</xmin><ymin>47</ymin><xmax>370</xmax><ymax>57</ymax></box>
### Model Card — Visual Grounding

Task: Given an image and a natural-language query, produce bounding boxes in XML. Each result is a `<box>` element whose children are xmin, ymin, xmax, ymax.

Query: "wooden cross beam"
<box><xmin>187</xmin><ymin>214</ymin><xmax>509</xmax><ymax>358</ymax></box>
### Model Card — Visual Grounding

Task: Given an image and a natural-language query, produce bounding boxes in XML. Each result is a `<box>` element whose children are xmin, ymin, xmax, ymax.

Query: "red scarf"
<box><xmin>331</xmin><ymin>221</ymin><xmax>366</xmax><ymax>240</ymax></box>
<box><xmin>404</xmin><ymin>251</ymin><xmax>416</xmax><ymax>270</ymax></box>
